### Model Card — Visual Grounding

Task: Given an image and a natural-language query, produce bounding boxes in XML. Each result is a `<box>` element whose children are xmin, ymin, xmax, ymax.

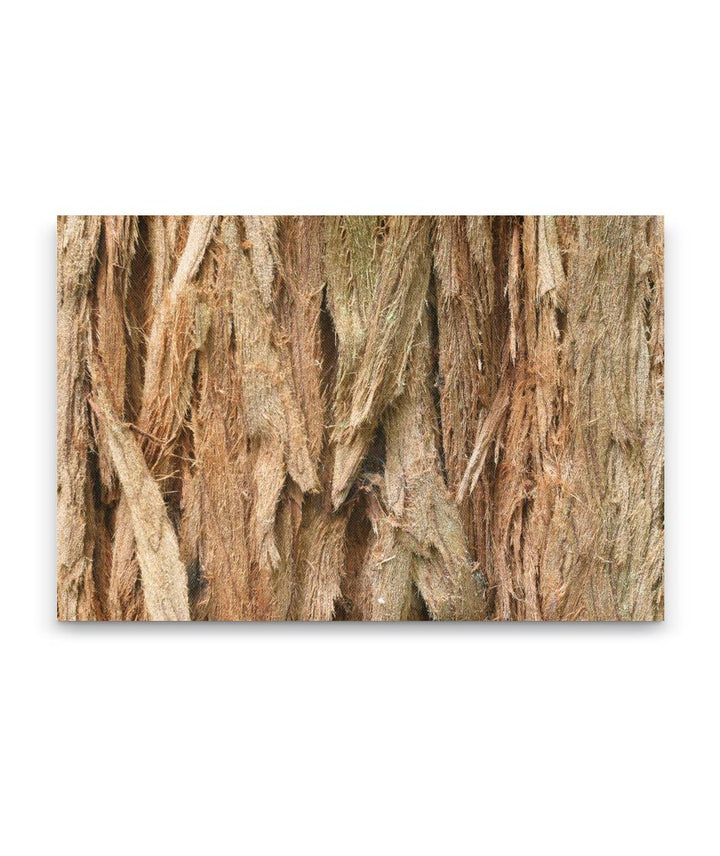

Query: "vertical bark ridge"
<box><xmin>107</xmin><ymin>215</ymin><xmax>218</xmax><ymax>619</ymax></box>
<box><xmin>365</xmin><ymin>308</ymin><xmax>485</xmax><ymax>620</ymax></box>
<box><xmin>57</xmin><ymin>215</ymin><xmax>102</xmax><ymax>620</ymax></box>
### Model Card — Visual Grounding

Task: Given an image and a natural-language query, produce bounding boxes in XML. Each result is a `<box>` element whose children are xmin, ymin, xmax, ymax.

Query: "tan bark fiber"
<box><xmin>57</xmin><ymin>215</ymin><xmax>664</xmax><ymax>621</ymax></box>
<box><xmin>57</xmin><ymin>216</ymin><xmax>101</xmax><ymax>620</ymax></box>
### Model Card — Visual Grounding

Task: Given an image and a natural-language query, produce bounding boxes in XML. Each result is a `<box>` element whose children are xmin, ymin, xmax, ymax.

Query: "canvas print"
<box><xmin>57</xmin><ymin>216</ymin><xmax>664</xmax><ymax>621</ymax></box>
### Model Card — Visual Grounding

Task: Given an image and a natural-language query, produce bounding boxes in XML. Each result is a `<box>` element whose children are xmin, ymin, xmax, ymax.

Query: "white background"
<box><xmin>1</xmin><ymin>1</ymin><xmax>717</xmax><ymax>854</ymax></box>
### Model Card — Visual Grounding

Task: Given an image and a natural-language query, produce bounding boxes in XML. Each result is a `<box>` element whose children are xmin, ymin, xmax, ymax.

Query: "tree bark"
<box><xmin>57</xmin><ymin>215</ymin><xmax>664</xmax><ymax>621</ymax></box>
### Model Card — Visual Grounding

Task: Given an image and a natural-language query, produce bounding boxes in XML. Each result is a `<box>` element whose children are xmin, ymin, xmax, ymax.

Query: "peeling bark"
<box><xmin>57</xmin><ymin>215</ymin><xmax>664</xmax><ymax>621</ymax></box>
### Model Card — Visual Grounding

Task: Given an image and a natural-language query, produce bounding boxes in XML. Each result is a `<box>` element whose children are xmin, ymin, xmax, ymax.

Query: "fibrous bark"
<box><xmin>57</xmin><ymin>215</ymin><xmax>664</xmax><ymax>621</ymax></box>
<box><xmin>57</xmin><ymin>216</ymin><xmax>102</xmax><ymax>620</ymax></box>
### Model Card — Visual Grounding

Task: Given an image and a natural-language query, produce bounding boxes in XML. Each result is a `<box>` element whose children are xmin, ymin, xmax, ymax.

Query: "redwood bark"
<box><xmin>57</xmin><ymin>216</ymin><xmax>664</xmax><ymax>621</ymax></box>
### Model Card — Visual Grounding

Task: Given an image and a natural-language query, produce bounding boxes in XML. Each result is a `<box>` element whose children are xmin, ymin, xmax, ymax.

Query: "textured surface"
<box><xmin>56</xmin><ymin>215</ymin><xmax>664</xmax><ymax>621</ymax></box>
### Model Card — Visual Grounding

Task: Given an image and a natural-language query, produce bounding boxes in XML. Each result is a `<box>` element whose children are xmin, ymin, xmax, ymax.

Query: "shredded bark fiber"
<box><xmin>57</xmin><ymin>215</ymin><xmax>664</xmax><ymax>621</ymax></box>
